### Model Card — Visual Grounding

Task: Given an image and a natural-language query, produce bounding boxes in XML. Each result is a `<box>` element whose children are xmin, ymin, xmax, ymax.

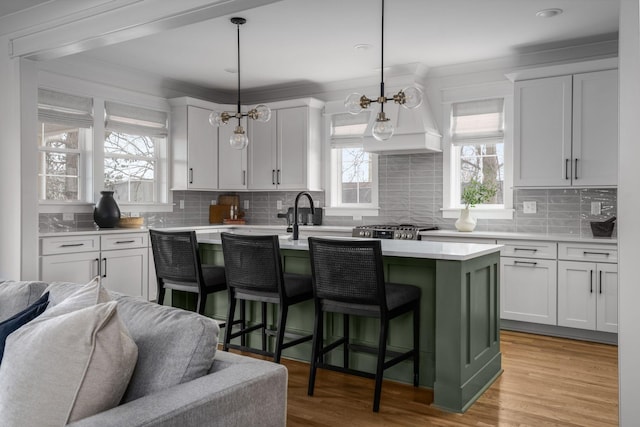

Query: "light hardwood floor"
<box><xmin>244</xmin><ymin>331</ymin><xmax>618</xmax><ymax>426</ymax></box>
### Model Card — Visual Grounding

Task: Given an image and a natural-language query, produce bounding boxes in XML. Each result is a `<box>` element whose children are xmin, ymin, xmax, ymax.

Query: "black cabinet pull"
<box><xmin>583</xmin><ymin>251</ymin><xmax>610</xmax><ymax>257</ymax></box>
<box><xmin>115</xmin><ymin>240</ymin><xmax>135</xmax><ymax>244</ymax></box>
<box><xmin>242</xmin><ymin>170</ymin><xmax>246</xmax><ymax>186</ymax></box>
<box><xmin>590</xmin><ymin>270</ymin><xmax>593</xmax><ymax>293</ymax></box>
<box><xmin>277</xmin><ymin>169</ymin><xmax>281</xmax><ymax>185</ymax></box>
<box><xmin>189</xmin><ymin>168</ymin><xmax>194</xmax><ymax>184</ymax></box>
<box><xmin>514</xmin><ymin>248</ymin><xmax>537</xmax><ymax>252</ymax></box>
<box><xmin>272</xmin><ymin>170</ymin><xmax>276</xmax><ymax>185</ymax></box>
<box><xmin>599</xmin><ymin>270</ymin><xmax>603</xmax><ymax>294</ymax></box>
<box><xmin>95</xmin><ymin>258</ymin><xmax>100</xmax><ymax>276</ymax></box>
<box><xmin>565</xmin><ymin>159</ymin><xmax>570</xmax><ymax>180</ymax></box>
<box><xmin>574</xmin><ymin>158</ymin><xmax>579</xmax><ymax>180</ymax></box>
<box><xmin>513</xmin><ymin>260</ymin><xmax>537</xmax><ymax>266</ymax></box>
<box><xmin>60</xmin><ymin>243</ymin><xmax>84</xmax><ymax>248</ymax></box>
<box><xmin>102</xmin><ymin>258</ymin><xmax>107</xmax><ymax>278</ymax></box>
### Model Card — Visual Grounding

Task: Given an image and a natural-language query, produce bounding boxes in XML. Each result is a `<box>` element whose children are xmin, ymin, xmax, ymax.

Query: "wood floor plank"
<box><xmin>234</xmin><ymin>330</ymin><xmax>618</xmax><ymax>426</ymax></box>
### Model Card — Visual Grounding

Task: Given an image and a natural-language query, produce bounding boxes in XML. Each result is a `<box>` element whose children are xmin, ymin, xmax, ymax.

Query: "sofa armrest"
<box><xmin>67</xmin><ymin>352</ymin><xmax>288</xmax><ymax>427</ymax></box>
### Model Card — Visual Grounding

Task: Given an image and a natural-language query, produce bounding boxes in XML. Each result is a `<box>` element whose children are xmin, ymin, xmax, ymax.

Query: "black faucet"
<box><xmin>292</xmin><ymin>191</ymin><xmax>315</xmax><ymax>241</ymax></box>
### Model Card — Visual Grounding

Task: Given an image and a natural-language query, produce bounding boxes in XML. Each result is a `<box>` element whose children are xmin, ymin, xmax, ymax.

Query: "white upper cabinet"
<box><xmin>572</xmin><ymin>70</ymin><xmax>619</xmax><ymax>186</ymax></box>
<box><xmin>514</xmin><ymin>69</ymin><xmax>618</xmax><ymax>187</ymax></box>
<box><xmin>170</xmin><ymin>99</ymin><xmax>219</xmax><ymax>190</ymax></box>
<box><xmin>248</xmin><ymin>99</ymin><xmax>323</xmax><ymax>191</ymax></box>
<box><xmin>219</xmin><ymin>116</ymin><xmax>248</xmax><ymax>190</ymax></box>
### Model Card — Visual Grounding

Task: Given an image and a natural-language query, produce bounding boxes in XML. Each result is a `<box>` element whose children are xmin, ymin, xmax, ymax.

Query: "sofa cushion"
<box><xmin>0</xmin><ymin>291</ymin><xmax>49</xmax><ymax>363</ymax></box>
<box><xmin>44</xmin><ymin>276</ymin><xmax>111</xmax><ymax>309</ymax></box>
<box><xmin>116</xmin><ymin>296</ymin><xmax>220</xmax><ymax>402</ymax></box>
<box><xmin>0</xmin><ymin>280</ymin><xmax>49</xmax><ymax>322</ymax></box>
<box><xmin>0</xmin><ymin>296</ymin><xmax>138</xmax><ymax>426</ymax></box>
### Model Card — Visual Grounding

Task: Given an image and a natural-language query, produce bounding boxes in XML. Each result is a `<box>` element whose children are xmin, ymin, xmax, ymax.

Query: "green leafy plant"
<box><xmin>461</xmin><ymin>179</ymin><xmax>498</xmax><ymax>208</ymax></box>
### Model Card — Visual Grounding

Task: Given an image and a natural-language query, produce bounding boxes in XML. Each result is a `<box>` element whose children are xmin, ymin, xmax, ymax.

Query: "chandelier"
<box><xmin>344</xmin><ymin>0</ymin><xmax>423</xmax><ymax>141</ymax></box>
<box><xmin>209</xmin><ymin>17</ymin><xmax>271</xmax><ymax>150</ymax></box>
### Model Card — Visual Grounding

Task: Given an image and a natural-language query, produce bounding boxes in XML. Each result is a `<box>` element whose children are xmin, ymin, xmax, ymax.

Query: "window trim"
<box><xmin>323</xmin><ymin>102</ymin><xmax>380</xmax><ymax>218</ymax></box>
<box><xmin>441</xmin><ymin>83</ymin><xmax>514</xmax><ymax>220</ymax></box>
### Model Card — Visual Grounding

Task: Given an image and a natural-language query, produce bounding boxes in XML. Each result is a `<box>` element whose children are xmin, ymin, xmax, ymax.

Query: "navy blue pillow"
<box><xmin>0</xmin><ymin>291</ymin><xmax>49</xmax><ymax>363</ymax></box>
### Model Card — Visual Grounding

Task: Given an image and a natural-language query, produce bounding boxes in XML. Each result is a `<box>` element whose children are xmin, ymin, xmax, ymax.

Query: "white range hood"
<box><xmin>362</xmin><ymin>98</ymin><xmax>442</xmax><ymax>154</ymax></box>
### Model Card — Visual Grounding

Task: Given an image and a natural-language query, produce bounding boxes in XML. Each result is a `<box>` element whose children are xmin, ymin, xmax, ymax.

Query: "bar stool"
<box><xmin>307</xmin><ymin>237</ymin><xmax>421</xmax><ymax>412</ymax></box>
<box><xmin>220</xmin><ymin>232</ymin><xmax>314</xmax><ymax>363</ymax></box>
<box><xmin>149</xmin><ymin>229</ymin><xmax>241</xmax><ymax>329</ymax></box>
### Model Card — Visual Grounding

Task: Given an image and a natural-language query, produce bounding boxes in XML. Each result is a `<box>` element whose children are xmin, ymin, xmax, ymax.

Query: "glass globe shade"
<box><xmin>372</xmin><ymin>118</ymin><xmax>394</xmax><ymax>141</ymax></box>
<box><xmin>401</xmin><ymin>86</ymin><xmax>423</xmax><ymax>109</ymax></box>
<box><xmin>209</xmin><ymin>111</ymin><xmax>224</xmax><ymax>127</ymax></box>
<box><xmin>345</xmin><ymin>93</ymin><xmax>364</xmax><ymax>115</ymax></box>
<box><xmin>253</xmin><ymin>104</ymin><xmax>272</xmax><ymax>123</ymax></box>
<box><xmin>230</xmin><ymin>127</ymin><xmax>249</xmax><ymax>150</ymax></box>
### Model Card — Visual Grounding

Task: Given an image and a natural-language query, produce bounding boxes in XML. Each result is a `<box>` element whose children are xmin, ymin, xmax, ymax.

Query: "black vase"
<box><xmin>94</xmin><ymin>191</ymin><xmax>121</xmax><ymax>228</ymax></box>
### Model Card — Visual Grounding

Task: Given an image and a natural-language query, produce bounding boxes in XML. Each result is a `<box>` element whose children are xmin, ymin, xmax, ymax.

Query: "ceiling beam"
<box><xmin>9</xmin><ymin>0</ymin><xmax>283</xmax><ymax>61</ymax></box>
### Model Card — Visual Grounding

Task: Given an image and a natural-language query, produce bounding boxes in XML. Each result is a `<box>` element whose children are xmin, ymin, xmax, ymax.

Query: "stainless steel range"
<box><xmin>351</xmin><ymin>224</ymin><xmax>438</xmax><ymax>240</ymax></box>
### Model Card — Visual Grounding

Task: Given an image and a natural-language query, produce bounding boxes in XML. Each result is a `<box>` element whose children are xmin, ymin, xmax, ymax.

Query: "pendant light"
<box><xmin>209</xmin><ymin>17</ymin><xmax>271</xmax><ymax>150</ymax></box>
<box><xmin>344</xmin><ymin>0</ymin><xmax>423</xmax><ymax>141</ymax></box>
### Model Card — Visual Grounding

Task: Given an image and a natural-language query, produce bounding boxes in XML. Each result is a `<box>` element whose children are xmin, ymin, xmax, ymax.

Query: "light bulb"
<box><xmin>252</xmin><ymin>104</ymin><xmax>271</xmax><ymax>122</ymax></box>
<box><xmin>209</xmin><ymin>111</ymin><xmax>225</xmax><ymax>127</ymax></box>
<box><xmin>372</xmin><ymin>112</ymin><xmax>394</xmax><ymax>141</ymax></box>
<box><xmin>230</xmin><ymin>126</ymin><xmax>248</xmax><ymax>150</ymax></box>
<box><xmin>345</xmin><ymin>92</ymin><xmax>364</xmax><ymax>115</ymax></box>
<box><xmin>400</xmin><ymin>86</ymin><xmax>423</xmax><ymax>109</ymax></box>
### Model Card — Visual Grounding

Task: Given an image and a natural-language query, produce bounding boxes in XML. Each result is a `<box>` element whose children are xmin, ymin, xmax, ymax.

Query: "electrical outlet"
<box><xmin>62</xmin><ymin>213</ymin><xmax>74</xmax><ymax>221</ymax></box>
<box><xmin>179</xmin><ymin>200</ymin><xmax>185</xmax><ymax>209</ymax></box>
<box><xmin>591</xmin><ymin>202</ymin><xmax>602</xmax><ymax>215</ymax></box>
<box><xmin>276</xmin><ymin>200</ymin><xmax>282</xmax><ymax>210</ymax></box>
<box><xmin>243</xmin><ymin>200</ymin><xmax>250</xmax><ymax>210</ymax></box>
<box><xmin>523</xmin><ymin>201</ymin><xmax>537</xmax><ymax>214</ymax></box>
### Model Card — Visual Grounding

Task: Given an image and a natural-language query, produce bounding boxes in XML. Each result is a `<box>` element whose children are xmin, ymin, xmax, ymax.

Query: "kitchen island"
<box><xmin>178</xmin><ymin>233</ymin><xmax>502</xmax><ymax>413</ymax></box>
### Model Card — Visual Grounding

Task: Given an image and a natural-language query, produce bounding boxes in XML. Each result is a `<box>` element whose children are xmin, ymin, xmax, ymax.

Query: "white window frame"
<box><xmin>103</xmin><ymin>100</ymin><xmax>168</xmax><ymax>206</ymax></box>
<box><xmin>323</xmin><ymin>101</ymin><xmax>379</xmax><ymax>219</ymax></box>
<box><xmin>441</xmin><ymin>83</ymin><xmax>514</xmax><ymax>219</ymax></box>
<box><xmin>37</xmin><ymin>74</ymin><xmax>172</xmax><ymax>214</ymax></box>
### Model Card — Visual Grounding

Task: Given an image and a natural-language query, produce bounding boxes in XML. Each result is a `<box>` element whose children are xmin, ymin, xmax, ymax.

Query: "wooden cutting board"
<box><xmin>218</xmin><ymin>195</ymin><xmax>239</xmax><ymax>207</ymax></box>
<box><xmin>209</xmin><ymin>205</ymin><xmax>230</xmax><ymax>224</ymax></box>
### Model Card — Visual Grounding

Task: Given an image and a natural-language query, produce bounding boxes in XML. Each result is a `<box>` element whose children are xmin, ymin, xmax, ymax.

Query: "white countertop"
<box><xmin>196</xmin><ymin>232</ymin><xmax>502</xmax><ymax>261</ymax></box>
<box><xmin>419</xmin><ymin>229</ymin><xmax>617</xmax><ymax>244</ymax></box>
<box><xmin>39</xmin><ymin>224</ymin><xmax>351</xmax><ymax>238</ymax></box>
<box><xmin>40</xmin><ymin>224</ymin><xmax>617</xmax><ymax>246</ymax></box>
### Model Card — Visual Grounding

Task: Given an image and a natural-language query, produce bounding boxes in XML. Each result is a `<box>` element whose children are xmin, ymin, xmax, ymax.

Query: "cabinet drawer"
<box><xmin>497</xmin><ymin>240</ymin><xmax>557</xmax><ymax>260</ymax></box>
<box><xmin>558</xmin><ymin>242</ymin><xmax>617</xmax><ymax>263</ymax></box>
<box><xmin>41</xmin><ymin>235</ymin><xmax>100</xmax><ymax>255</ymax></box>
<box><xmin>101</xmin><ymin>233</ymin><xmax>148</xmax><ymax>251</ymax></box>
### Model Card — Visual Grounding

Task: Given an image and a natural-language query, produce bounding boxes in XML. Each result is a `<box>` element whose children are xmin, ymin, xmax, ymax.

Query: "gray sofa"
<box><xmin>0</xmin><ymin>280</ymin><xmax>288</xmax><ymax>427</ymax></box>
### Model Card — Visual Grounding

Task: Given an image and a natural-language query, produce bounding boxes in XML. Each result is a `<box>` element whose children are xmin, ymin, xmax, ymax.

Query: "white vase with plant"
<box><xmin>455</xmin><ymin>179</ymin><xmax>498</xmax><ymax>232</ymax></box>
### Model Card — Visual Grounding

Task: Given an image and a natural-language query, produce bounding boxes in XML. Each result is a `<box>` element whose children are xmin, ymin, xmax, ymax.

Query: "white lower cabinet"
<box><xmin>557</xmin><ymin>261</ymin><xmax>618</xmax><ymax>333</ymax></box>
<box><xmin>100</xmin><ymin>247</ymin><xmax>148</xmax><ymax>298</ymax></box>
<box><xmin>500</xmin><ymin>257</ymin><xmax>558</xmax><ymax>325</ymax></box>
<box><xmin>41</xmin><ymin>251</ymin><xmax>101</xmax><ymax>284</ymax></box>
<box><xmin>499</xmin><ymin>240</ymin><xmax>558</xmax><ymax>325</ymax></box>
<box><xmin>40</xmin><ymin>232</ymin><xmax>149</xmax><ymax>299</ymax></box>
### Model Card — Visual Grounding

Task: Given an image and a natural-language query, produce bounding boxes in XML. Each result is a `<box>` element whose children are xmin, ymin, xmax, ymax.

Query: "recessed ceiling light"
<box><xmin>224</xmin><ymin>67</ymin><xmax>237</xmax><ymax>74</ymax></box>
<box><xmin>354</xmin><ymin>43</ymin><xmax>373</xmax><ymax>52</ymax></box>
<box><xmin>536</xmin><ymin>8</ymin><xmax>563</xmax><ymax>18</ymax></box>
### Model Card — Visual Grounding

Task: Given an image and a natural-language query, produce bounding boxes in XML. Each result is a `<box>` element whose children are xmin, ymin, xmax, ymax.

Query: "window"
<box><xmin>326</xmin><ymin>112</ymin><xmax>379</xmax><ymax>214</ymax></box>
<box><xmin>37</xmin><ymin>89</ymin><xmax>93</xmax><ymax>202</ymax></box>
<box><xmin>450</xmin><ymin>98</ymin><xmax>505</xmax><ymax>207</ymax></box>
<box><xmin>104</xmin><ymin>102</ymin><xmax>168</xmax><ymax>204</ymax></box>
<box><xmin>37</xmin><ymin>84</ymin><xmax>171</xmax><ymax>213</ymax></box>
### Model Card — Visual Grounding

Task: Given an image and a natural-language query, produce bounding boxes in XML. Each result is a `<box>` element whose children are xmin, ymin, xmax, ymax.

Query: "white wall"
<box><xmin>618</xmin><ymin>0</ymin><xmax>640</xmax><ymax>424</ymax></box>
<box><xmin>0</xmin><ymin>37</ymin><xmax>23</xmax><ymax>279</ymax></box>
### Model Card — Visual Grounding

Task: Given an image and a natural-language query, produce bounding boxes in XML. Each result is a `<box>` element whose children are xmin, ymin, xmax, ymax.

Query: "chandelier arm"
<box><xmin>379</xmin><ymin>0</ymin><xmax>386</xmax><ymax>113</ymax></box>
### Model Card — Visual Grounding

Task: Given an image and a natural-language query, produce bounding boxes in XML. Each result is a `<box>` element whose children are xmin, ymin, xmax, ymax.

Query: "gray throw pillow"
<box><xmin>0</xmin><ymin>278</ymin><xmax>138</xmax><ymax>426</ymax></box>
<box><xmin>0</xmin><ymin>281</ymin><xmax>49</xmax><ymax>322</ymax></box>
